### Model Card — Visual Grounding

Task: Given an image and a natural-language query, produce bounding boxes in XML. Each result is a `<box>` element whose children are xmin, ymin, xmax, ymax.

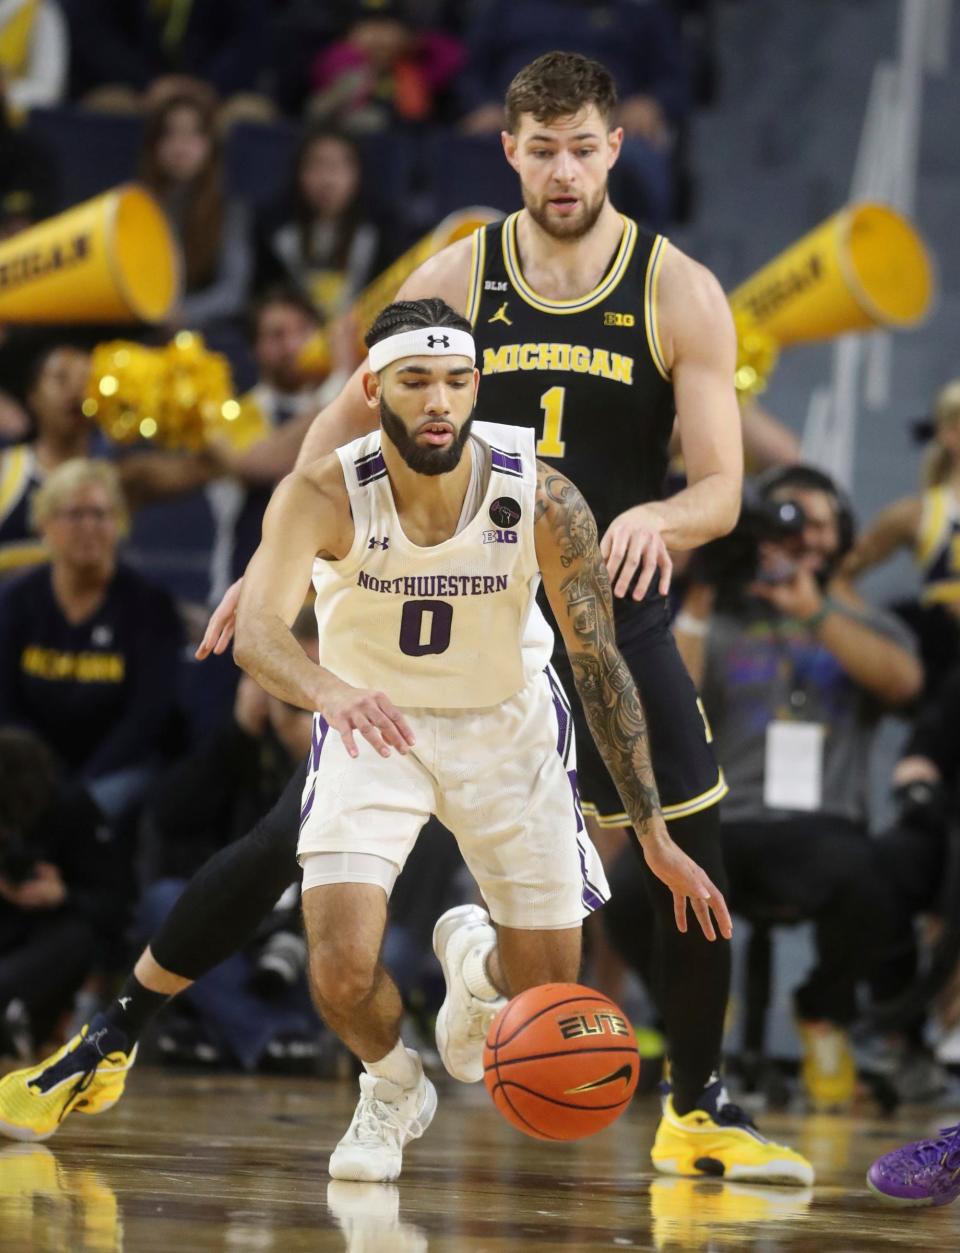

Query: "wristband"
<box><xmin>800</xmin><ymin>596</ymin><xmax>834</xmax><ymax>631</ymax></box>
<box><xmin>674</xmin><ymin>611</ymin><xmax>709</xmax><ymax>638</ymax></box>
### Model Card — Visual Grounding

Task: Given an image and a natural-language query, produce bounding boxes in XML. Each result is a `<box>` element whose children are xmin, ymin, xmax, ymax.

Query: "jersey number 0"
<box><xmin>399</xmin><ymin>599</ymin><xmax>453</xmax><ymax>656</ymax></box>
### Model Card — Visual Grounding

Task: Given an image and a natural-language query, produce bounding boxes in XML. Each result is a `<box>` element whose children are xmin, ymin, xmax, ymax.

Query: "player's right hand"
<box><xmin>321</xmin><ymin>680</ymin><xmax>416</xmax><ymax>759</ymax></box>
<box><xmin>196</xmin><ymin>577</ymin><xmax>244</xmax><ymax>659</ymax></box>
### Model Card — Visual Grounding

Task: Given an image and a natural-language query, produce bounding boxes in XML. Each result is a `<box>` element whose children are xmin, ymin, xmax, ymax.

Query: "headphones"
<box><xmin>752</xmin><ymin>463</ymin><xmax>857</xmax><ymax>558</ymax></box>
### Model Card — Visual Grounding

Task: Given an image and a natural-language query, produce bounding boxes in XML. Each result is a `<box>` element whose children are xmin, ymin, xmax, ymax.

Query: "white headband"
<box><xmin>368</xmin><ymin>327</ymin><xmax>476</xmax><ymax>373</ymax></box>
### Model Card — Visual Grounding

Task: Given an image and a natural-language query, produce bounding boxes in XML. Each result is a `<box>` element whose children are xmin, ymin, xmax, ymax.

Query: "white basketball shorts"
<box><xmin>297</xmin><ymin>666</ymin><xmax>610</xmax><ymax>929</ymax></box>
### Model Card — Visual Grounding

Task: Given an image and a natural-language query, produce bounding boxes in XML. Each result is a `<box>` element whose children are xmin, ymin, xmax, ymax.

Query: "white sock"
<box><xmin>462</xmin><ymin>940</ymin><xmax>501</xmax><ymax>1002</ymax></box>
<box><xmin>363</xmin><ymin>1039</ymin><xmax>420</xmax><ymax>1089</ymax></box>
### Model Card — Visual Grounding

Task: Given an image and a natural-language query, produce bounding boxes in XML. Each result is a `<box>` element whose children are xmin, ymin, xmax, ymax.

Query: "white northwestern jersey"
<box><xmin>312</xmin><ymin>421</ymin><xmax>554</xmax><ymax>708</ymax></box>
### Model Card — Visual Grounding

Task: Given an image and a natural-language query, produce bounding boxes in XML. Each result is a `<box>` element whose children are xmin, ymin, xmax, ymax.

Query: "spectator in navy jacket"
<box><xmin>0</xmin><ymin>458</ymin><xmax>183</xmax><ymax>824</ymax></box>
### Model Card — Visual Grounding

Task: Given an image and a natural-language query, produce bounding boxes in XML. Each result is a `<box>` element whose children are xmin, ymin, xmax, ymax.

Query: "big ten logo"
<box><xmin>557</xmin><ymin>1011</ymin><xmax>630</xmax><ymax>1040</ymax></box>
<box><xmin>482</xmin><ymin>529</ymin><xmax>519</xmax><ymax>545</ymax></box>
<box><xmin>603</xmin><ymin>311</ymin><xmax>635</xmax><ymax>328</ymax></box>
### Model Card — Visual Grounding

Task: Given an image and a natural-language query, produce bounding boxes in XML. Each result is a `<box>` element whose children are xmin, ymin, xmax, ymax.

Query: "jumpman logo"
<box><xmin>368</xmin><ymin>536</ymin><xmax>390</xmax><ymax>550</ymax></box>
<box><xmin>118</xmin><ymin>997</ymin><xmax>131</xmax><ymax>1010</ymax></box>
<box><xmin>488</xmin><ymin>302</ymin><xmax>512</xmax><ymax>326</ymax></box>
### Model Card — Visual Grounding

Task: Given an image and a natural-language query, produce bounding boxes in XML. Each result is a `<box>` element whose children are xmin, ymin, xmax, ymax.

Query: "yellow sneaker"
<box><xmin>796</xmin><ymin>1020</ymin><xmax>856</xmax><ymax>1111</ymax></box>
<box><xmin>652</xmin><ymin>1082</ymin><xmax>814</xmax><ymax>1186</ymax></box>
<box><xmin>0</xmin><ymin>1018</ymin><xmax>136</xmax><ymax>1142</ymax></box>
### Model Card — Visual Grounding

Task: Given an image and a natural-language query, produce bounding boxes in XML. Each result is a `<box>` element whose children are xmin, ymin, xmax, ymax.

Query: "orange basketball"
<box><xmin>482</xmin><ymin>983</ymin><xmax>639</xmax><ymax>1141</ymax></box>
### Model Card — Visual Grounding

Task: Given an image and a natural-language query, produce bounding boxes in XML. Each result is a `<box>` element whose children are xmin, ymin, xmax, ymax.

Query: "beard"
<box><xmin>522</xmin><ymin>178</ymin><xmax>608</xmax><ymax>240</ymax></box>
<box><xmin>380</xmin><ymin>394</ymin><xmax>474</xmax><ymax>476</ymax></box>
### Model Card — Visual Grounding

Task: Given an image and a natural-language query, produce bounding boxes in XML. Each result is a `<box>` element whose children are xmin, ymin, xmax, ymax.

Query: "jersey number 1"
<box><xmin>536</xmin><ymin>386</ymin><xmax>566</xmax><ymax>458</ymax></box>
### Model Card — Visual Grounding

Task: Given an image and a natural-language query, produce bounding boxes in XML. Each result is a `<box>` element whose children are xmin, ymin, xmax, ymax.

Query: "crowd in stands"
<box><xmin>1</xmin><ymin>0</ymin><xmax>959</xmax><ymax>1113</ymax></box>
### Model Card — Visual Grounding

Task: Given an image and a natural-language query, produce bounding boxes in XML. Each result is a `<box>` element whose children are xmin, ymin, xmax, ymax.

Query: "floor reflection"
<box><xmin>0</xmin><ymin>1143</ymin><xmax>123</xmax><ymax>1253</ymax></box>
<box><xmin>325</xmin><ymin>1180</ymin><xmax>428</xmax><ymax>1252</ymax></box>
<box><xmin>649</xmin><ymin>1177</ymin><xmax>814</xmax><ymax>1251</ymax></box>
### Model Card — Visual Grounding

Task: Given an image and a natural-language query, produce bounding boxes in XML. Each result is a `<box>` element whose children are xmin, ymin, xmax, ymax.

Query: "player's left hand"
<box><xmin>601</xmin><ymin>505</ymin><xmax>672</xmax><ymax>600</ymax></box>
<box><xmin>640</xmin><ymin>832</ymin><xmax>732</xmax><ymax>942</ymax></box>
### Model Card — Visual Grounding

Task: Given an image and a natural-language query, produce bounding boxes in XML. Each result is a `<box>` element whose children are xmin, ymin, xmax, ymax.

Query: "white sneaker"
<box><xmin>328</xmin><ymin>1063</ymin><xmax>437</xmax><ymax>1183</ymax></box>
<box><xmin>432</xmin><ymin>904</ymin><xmax>506</xmax><ymax>1083</ymax></box>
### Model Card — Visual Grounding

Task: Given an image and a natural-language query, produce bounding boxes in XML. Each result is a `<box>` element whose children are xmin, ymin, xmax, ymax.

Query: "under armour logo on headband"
<box><xmin>368</xmin><ymin>326</ymin><xmax>476</xmax><ymax>372</ymax></box>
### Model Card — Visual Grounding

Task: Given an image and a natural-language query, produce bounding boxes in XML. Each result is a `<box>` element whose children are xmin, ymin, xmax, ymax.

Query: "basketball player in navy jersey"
<box><xmin>0</xmin><ymin>53</ymin><xmax>811</xmax><ymax>1185</ymax></box>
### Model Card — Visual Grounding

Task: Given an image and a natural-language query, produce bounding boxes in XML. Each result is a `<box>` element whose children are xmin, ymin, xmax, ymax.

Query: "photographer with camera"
<box><xmin>605</xmin><ymin>464</ymin><xmax>924</xmax><ymax>1109</ymax></box>
<box><xmin>0</xmin><ymin>729</ymin><xmax>116</xmax><ymax>1056</ymax></box>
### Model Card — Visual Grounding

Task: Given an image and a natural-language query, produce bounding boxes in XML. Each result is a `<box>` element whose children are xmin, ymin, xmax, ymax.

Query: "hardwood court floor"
<box><xmin>1</xmin><ymin>1068</ymin><xmax>958</xmax><ymax>1251</ymax></box>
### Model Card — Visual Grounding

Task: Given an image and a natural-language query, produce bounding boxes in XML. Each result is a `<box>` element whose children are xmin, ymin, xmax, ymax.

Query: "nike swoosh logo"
<box><xmin>564</xmin><ymin>1063</ymin><xmax>634</xmax><ymax>1094</ymax></box>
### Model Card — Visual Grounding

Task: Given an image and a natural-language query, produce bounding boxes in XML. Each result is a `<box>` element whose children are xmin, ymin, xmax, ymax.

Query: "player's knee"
<box><xmin>308</xmin><ymin>943</ymin><xmax>377</xmax><ymax>1010</ymax></box>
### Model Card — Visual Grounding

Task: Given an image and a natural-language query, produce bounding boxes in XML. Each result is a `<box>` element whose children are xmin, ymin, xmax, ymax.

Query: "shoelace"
<box><xmin>27</xmin><ymin>1034</ymin><xmax>111</xmax><ymax>1123</ymax></box>
<box><xmin>349</xmin><ymin>1092</ymin><xmax>407</xmax><ymax>1150</ymax></box>
<box><xmin>28</xmin><ymin>1035</ymin><xmax>103</xmax><ymax>1095</ymax></box>
<box><xmin>908</xmin><ymin>1123</ymin><xmax>960</xmax><ymax>1171</ymax></box>
<box><xmin>59</xmin><ymin>1066</ymin><xmax>101</xmax><ymax>1122</ymax></box>
<box><xmin>464</xmin><ymin>997</ymin><xmax>500</xmax><ymax>1041</ymax></box>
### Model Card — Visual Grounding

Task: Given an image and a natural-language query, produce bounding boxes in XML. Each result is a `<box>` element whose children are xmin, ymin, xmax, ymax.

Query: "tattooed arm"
<box><xmin>535</xmin><ymin>462</ymin><xmax>732</xmax><ymax>941</ymax></box>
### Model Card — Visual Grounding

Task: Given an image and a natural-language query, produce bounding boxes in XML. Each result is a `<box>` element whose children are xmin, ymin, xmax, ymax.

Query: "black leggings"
<box><xmin>603</xmin><ymin>803</ymin><xmax>730</xmax><ymax>1114</ymax></box>
<box><xmin>150</xmin><ymin>759</ymin><xmax>306</xmax><ymax>979</ymax></box>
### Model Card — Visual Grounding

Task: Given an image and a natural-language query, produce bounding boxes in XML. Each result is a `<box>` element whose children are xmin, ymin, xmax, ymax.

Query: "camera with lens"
<box><xmin>250</xmin><ymin>926</ymin><xmax>308</xmax><ymax>999</ymax></box>
<box><xmin>689</xmin><ymin>490</ymin><xmax>807</xmax><ymax>597</ymax></box>
<box><xmin>892</xmin><ymin>777</ymin><xmax>948</xmax><ymax>838</ymax></box>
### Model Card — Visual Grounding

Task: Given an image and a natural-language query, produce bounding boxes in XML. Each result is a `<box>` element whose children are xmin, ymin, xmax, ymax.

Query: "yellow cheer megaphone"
<box><xmin>729</xmin><ymin>202</ymin><xmax>934</xmax><ymax>394</ymax></box>
<box><xmin>298</xmin><ymin>206</ymin><xmax>502</xmax><ymax>376</ymax></box>
<box><xmin>0</xmin><ymin>184</ymin><xmax>181</xmax><ymax>324</ymax></box>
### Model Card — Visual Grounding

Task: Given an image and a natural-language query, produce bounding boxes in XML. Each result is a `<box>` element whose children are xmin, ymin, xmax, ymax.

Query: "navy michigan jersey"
<box><xmin>464</xmin><ymin>212</ymin><xmax>727</xmax><ymax>821</ymax></box>
<box><xmin>466</xmin><ymin>211</ymin><xmax>676</xmax><ymax>540</ymax></box>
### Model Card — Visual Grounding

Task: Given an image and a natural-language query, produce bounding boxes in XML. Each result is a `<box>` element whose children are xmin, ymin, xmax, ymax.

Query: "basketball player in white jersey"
<box><xmin>0</xmin><ymin>55</ymin><xmax>797</xmax><ymax>1188</ymax></box>
<box><xmin>233</xmin><ymin>297</ymin><xmax>731</xmax><ymax>1182</ymax></box>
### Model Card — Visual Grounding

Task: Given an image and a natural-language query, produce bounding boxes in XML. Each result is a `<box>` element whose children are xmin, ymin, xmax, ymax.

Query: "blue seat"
<box><xmin>27</xmin><ymin>108</ymin><xmax>143</xmax><ymax>209</ymax></box>
<box><xmin>223</xmin><ymin>119</ymin><xmax>301</xmax><ymax>210</ymax></box>
<box><xmin>418</xmin><ymin>131</ymin><xmax>519</xmax><ymax>222</ymax></box>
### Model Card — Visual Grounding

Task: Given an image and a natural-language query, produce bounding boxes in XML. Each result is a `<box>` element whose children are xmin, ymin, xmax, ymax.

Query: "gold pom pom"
<box><xmin>85</xmin><ymin>335</ymin><xmax>240</xmax><ymax>451</ymax></box>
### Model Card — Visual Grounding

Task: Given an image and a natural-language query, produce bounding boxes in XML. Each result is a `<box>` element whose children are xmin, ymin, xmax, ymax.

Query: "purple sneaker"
<box><xmin>867</xmin><ymin>1123</ymin><xmax>960</xmax><ymax>1207</ymax></box>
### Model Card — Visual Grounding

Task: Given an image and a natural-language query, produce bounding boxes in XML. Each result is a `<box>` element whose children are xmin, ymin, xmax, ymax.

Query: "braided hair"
<box><xmin>365</xmin><ymin>298</ymin><xmax>472</xmax><ymax>350</ymax></box>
